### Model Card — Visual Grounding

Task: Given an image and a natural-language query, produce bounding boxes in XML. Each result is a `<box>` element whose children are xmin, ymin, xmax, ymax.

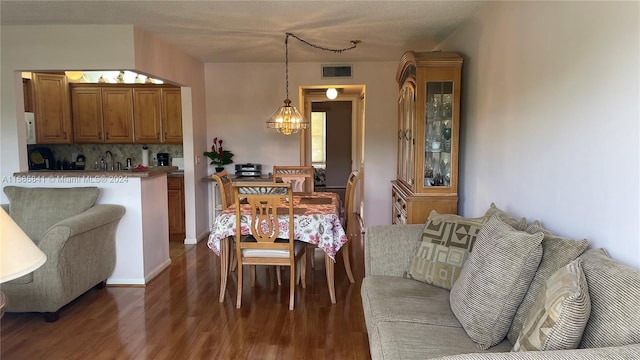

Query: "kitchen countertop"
<box><xmin>13</xmin><ymin>166</ymin><xmax>179</xmax><ymax>178</ymax></box>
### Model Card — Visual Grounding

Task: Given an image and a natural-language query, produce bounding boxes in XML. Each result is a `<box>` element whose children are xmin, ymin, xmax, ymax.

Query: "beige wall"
<box><xmin>439</xmin><ymin>1</ymin><xmax>640</xmax><ymax>267</ymax></box>
<box><xmin>205</xmin><ymin>61</ymin><xmax>398</xmax><ymax>227</ymax></box>
<box><xmin>0</xmin><ymin>25</ymin><xmax>209</xmax><ymax>242</ymax></box>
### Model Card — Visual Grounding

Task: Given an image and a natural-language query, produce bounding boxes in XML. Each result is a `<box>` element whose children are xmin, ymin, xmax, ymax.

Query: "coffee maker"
<box><xmin>157</xmin><ymin>153</ymin><xmax>170</xmax><ymax>166</ymax></box>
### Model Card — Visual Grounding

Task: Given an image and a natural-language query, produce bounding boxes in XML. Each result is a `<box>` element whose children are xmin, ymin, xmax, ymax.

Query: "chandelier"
<box><xmin>266</xmin><ymin>33</ymin><xmax>360</xmax><ymax>135</ymax></box>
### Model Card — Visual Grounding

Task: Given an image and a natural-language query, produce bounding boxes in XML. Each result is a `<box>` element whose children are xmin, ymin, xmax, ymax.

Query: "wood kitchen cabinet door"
<box><xmin>71</xmin><ymin>86</ymin><xmax>104</xmax><ymax>143</ymax></box>
<box><xmin>133</xmin><ymin>88</ymin><xmax>162</xmax><ymax>143</ymax></box>
<box><xmin>33</xmin><ymin>73</ymin><xmax>72</xmax><ymax>144</ymax></box>
<box><xmin>167</xmin><ymin>176</ymin><xmax>185</xmax><ymax>240</ymax></box>
<box><xmin>102</xmin><ymin>88</ymin><xmax>134</xmax><ymax>143</ymax></box>
<box><xmin>161</xmin><ymin>88</ymin><xmax>183</xmax><ymax>143</ymax></box>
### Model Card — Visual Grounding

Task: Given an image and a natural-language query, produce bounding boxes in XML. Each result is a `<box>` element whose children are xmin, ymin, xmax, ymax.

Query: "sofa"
<box><xmin>1</xmin><ymin>186</ymin><xmax>125</xmax><ymax>322</ymax></box>
<box><xmin>361</xmin><ymin>205</ymin><xmax>640</xmax><ymax>359</ymax></box>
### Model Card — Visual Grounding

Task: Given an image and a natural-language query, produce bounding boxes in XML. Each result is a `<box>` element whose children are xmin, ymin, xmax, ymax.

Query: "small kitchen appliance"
<box><xmin>235</xmin><ymin>163</ymin><xmax>262</xmax><ymax>177</ymax></box>
<box><xmin>157</xmin><ymin>153</ymin><xmax>170</xmax><ymax>166</ymax></box>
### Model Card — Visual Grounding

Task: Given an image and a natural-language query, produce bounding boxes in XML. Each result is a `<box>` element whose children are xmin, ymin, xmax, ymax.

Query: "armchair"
<box><xmin>0</xmin><ymin>186</ymin><xmax>125</xmax><ymax>322</ymax></box>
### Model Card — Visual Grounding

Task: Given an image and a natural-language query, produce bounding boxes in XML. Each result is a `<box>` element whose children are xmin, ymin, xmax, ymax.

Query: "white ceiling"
<box><xmin>0</xmin><ymin>0</ymin><xmax>487</xmax><ymax>63</ymax></box>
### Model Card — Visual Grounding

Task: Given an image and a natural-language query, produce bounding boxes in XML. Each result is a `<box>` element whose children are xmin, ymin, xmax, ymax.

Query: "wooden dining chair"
<box><xmin>341</xmin><ymin>169</ymin><xmax>362</xmax><ymax>284</ymax></box>
<box><xmin>212</xmin><ymin>170</ymin><xmax>236</xmax><ymax>302</ymax></box>
<box><xmin>234</xmin><ymin>182</ymin><xmax>306</xmax><ymax>310</ymax></box>
<box><xmin>273</xmin><ymin>165</ymin><xmax>314</xmax><ymax>193</ymax></box>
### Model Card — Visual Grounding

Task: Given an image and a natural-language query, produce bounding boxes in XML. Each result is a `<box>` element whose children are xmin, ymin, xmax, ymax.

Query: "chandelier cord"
<box><xmin>283</xmin><ymin>32</ymin><xmax>360</xmax><ymax>101</ymax></box>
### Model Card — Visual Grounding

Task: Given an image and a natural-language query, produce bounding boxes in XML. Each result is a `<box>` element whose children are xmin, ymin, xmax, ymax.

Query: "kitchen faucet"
<box><xmin>103</xmin><ymin>151</ymin><xmax>114</xmax><ymax>171</ymax></box>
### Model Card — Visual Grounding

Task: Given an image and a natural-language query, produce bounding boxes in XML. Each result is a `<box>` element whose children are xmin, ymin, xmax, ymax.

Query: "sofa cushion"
<box><xmin>407</xmin><ymin>211</ymin><xmax>485</xmax><ymax>289</ymax></box>
<box><xmin>507</xmin><ymin>222</ymin><xmax>589</xmax><ymax>343</ymax></box>
<box><xmin>483</xmin><ymin>203</ymin><xmax>528</xmax><ymax>231</ymax></box>
<box><xmin>450</xmin><ymin>215</ymin><xmax>544</xmax><ymax>350</ymax></box>
<box><xmin>370</xmin><ymin>321</ymin><xmax>512</xmax><ymax>360</ymax></box>
<box><xmin>512</xmin><ymin>258</ymin><xmax>591</xmax><ymax>351</ymax></box>
<box><xmin>361</xmin><ymin>275</ymin><xmax>460</xmax><ymax>336</ymax></box>
<box><xmin>4</xmin><ymin>186</ymin><xmax>100</xmax><ymax>243</ymax></box>
<box><xmin>578</xmin><ymin>248</ymin><xmax>640</xmax><ymax>349</ymax></box>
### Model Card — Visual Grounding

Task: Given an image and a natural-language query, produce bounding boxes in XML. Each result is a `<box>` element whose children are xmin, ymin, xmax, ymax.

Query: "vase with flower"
<box><xmin>203</xmin><ymin>137</ymin><xmax>234</xmax><ymax>172</ymax></box>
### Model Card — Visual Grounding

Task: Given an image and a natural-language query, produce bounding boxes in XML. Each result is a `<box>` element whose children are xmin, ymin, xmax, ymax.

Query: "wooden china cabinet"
<box><xmin>392</xmin><ymin>51</ymin><xmax>463</xmax><ymax>224</ymax></box>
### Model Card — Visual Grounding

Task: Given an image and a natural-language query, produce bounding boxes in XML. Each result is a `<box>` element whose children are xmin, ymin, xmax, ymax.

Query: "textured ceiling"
<box><xmin>0</xmin><ymin>1</ymin><xmax>487</xmax><ymax>63</ymax></box>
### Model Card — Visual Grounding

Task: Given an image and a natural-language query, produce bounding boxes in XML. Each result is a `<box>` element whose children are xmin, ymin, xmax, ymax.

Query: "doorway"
<box><xmin>300</xmin><ymin>86</ymin><xmax>365</xmax><ymax>214</ymax></box>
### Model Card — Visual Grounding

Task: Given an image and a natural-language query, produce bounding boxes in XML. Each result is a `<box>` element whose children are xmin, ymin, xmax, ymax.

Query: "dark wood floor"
<box><xmin>1</xmin><ymin>224</ymin><xmax>370</xmax><ymax>360</ymax></box>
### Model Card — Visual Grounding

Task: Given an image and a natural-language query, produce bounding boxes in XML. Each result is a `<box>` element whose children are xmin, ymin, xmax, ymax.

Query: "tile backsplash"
<box><xmin>30</xmin><ymin>143</ymin><xmax>183</xmax><ymax>169</ymax></box>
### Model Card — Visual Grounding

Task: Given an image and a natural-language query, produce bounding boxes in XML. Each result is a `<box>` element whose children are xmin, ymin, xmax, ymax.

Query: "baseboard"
<box><xmin>184</xmin><ymin>230</ymin><xmax>209</xmax><ymax>245</ymax></box>
<box><xmin>144</xmin><ymin>258</ymin><xmax>172</xmax><ymax>283</ymax></box>
<box><xmin>106</xmin><ymin>277</ymin><xmax>146</xmax><ymax>286</ymax></box>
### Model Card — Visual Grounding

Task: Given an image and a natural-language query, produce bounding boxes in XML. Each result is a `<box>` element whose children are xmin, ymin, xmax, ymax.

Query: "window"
<box><xmin>311</xmin><ymin>112</ymin><xmax>326</xmax><ymax>165</ymax></box>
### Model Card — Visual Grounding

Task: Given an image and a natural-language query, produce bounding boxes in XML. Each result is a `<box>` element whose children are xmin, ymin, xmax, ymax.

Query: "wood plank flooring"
<box><xmin>0</xmin><ymin>224</ymin><xmax>371</xmax><ymax>360</ymax></box>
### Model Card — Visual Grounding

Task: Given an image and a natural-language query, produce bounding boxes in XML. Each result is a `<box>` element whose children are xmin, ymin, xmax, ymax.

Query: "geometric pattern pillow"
<box><xmin>507</xmin><ymin>221</ymin><xmax>589</xmax><ymax>343</ymax></box>
<box><xmin>450</xmin><ymin>215</ymin><xmax>544</xmax><ymax>350</ymax></box>
<box><xmin>483</xmin><ymin>202</ymin><xmax>528</xmax><ymax>231</ymax></box>
<box><xmin>406</xmin><ymin>211</ymin><xmax>485</xmax><ymax>289</ymax></box>
<box><xmin>512</xmin><ymin>258</ymin><xmax>591</xmax><ymax>352</ymax></box>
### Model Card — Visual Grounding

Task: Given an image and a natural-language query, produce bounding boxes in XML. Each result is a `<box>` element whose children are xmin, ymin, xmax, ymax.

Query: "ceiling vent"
<box><xmin>321</xmin><ymin>65</ymin><xmax>353</xmax><ymax>79</ymax></box>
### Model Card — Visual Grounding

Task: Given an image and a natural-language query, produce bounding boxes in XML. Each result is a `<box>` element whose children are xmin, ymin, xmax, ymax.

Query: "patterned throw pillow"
<box><xmin>483</xmin><ymin>203</ymin><xmax>528</xmax><ymax>231</ymax></box>
<box><xmin>512</xmin><ymin>258</ymin><xmax>591</xmax><ymax>351</ymax></box>
<box><xmin>507</xmin><ymin>221</ymin><xmax>589</xmax><ymax>343</ymax></box>
<box><xmin>406</xmin><ymin>211</ymin><xmax>485</xmax><ymax>289</ymax></box>
<box><xmin>450</xmin><ymin>215</ymin><xmax>544</xmax><ymax>350</ymax></box>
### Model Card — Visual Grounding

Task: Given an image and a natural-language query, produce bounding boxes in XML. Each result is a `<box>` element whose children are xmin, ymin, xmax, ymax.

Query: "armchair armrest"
<box><xmin>364</xmin><ymin>224</ymin><xmax>423</xmax><ymax>277</ymax></box>
<box><xmin>433</xmin><ymin>343</ymin><xmax>640</xmax><ymax>359</ymax></box>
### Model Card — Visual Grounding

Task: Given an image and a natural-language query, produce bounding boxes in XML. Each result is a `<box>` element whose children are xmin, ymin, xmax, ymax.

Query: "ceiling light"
<box><xmin>267</xmin><ymin>33</ymin><xmax>360</xmax><ymax>135</ymax></box>
<box><xmin>326</xmin><ymin>88</ymin><xmax>338</xmax><ymax>100</ymax></box>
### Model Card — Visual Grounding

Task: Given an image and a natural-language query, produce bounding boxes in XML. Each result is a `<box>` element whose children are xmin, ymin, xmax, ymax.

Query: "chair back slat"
<box><xmin>344</xmin><ymin>170</ymin><xmax>363</xmax><ymax>237</ymax></box>
<box><xmin>273</xmin><ymin>166</ymin><xmax>315</xmax><ymax>192</ymax></box>
<box><xmin>211</xmin><ymin>170</ymin><xmax>234</xmax><ymax>209</ymax></box>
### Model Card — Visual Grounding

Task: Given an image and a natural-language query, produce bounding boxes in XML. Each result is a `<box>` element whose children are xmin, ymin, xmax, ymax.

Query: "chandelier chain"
<box><xmin>283</xmin><ymin>32</ymin><xmax>360</xmax><ymax>101</ymax></box>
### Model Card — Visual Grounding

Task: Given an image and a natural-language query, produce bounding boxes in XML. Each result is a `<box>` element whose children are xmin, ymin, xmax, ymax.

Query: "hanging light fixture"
<box><xmin>267</xmin><ymin>33</ymin><xmax>360</xmax><ymax>135</ymax></box>
<box><xmin>325</xmin><ymin>88</ymin><xmax>338</xmax><ymax>100</ymax></box>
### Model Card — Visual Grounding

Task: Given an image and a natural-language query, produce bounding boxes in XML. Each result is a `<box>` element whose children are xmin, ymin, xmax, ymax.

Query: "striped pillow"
<box><xmin>512</xmin><ymin>258</ymin><xmax>591</xmax><ymax>351</ymax></box>
<box><xmin>450</xmin><ymin>215</ymin><xmax>544</xmax><ymax>349</ymax></box>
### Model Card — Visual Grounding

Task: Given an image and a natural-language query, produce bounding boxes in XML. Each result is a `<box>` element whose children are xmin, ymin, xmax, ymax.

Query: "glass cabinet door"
<box><xmin>397</xmin><ymin>84</ymin><xmax>415</xmax><ymax>186</ymax></box>
<box><xmin>424</xmin><ymin>81</ymin><xmax>453</xmax><ymax>189</ymax></box>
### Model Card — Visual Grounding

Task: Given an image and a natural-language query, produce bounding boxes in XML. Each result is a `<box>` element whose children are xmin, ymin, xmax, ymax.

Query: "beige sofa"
<box><xmin>361</xmin><ymin>219</ymin><xmax>640</xmax><ymax>359</ymax></box>
<box><xmin>1</xmin><ymin>186</ymin><xmax>125</xmax><ymax>322</ymax></box>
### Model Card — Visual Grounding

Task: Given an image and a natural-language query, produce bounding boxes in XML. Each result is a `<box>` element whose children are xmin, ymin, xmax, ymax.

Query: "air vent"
<box><xmin>322</xmin><ymin>65</ymin><xmax>353</xmax><ymax>79</ymax></box>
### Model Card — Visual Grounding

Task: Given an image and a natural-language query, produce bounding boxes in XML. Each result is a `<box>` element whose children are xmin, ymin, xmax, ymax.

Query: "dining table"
<box><xmin>207</xmin><ymin>191</ymin><xmax>348</xmax><ymax>304</ymax></box>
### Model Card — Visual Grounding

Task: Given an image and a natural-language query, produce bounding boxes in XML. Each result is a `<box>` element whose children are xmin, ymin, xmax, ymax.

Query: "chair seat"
<box><xmin>241</xmin><ymin>238</ymin><xmax>306</xmax><ymax>258</ymax></box>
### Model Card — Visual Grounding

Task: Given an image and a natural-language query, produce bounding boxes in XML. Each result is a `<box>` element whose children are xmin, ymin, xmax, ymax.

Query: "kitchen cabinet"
<box><xmin>161</xmin><ymin>88</ymin><xmax>183</xmax><ymax>143</ymax></box>
<box><xmin>167</xmin><ymin>175</ymin><xmax>185</xmax><ymax>240</ymax></box>
<box><xmin>133</xmin><ymin>87</ymin><xmax>183</xmax><ymax>144</ymax></box>
<box><xmin>392</xmin><ymin>51</ymin><xmax>462</xmax><ymax>224</ymax></box>
<box><xmin>33</xmin><ymin>73</ymin><xmax>72</xmax><ymax>144</ymax></box>
<box><xmin>71</xmin><ymin>86</ymin><xmax>104</xmax><ymax>142</ymax></box>
<box><xmin>23</xmin><ymin>78</ymin><xmax>34</xmax><ymax>112</ymax></box>
<box><xmin>70</xmin><ymin>85</ymin><xmax>134</xmax><ymax>143</ymax></box>
<box><xmin>102</xmin><ymin>87</ymin><xmax>134</xmax><ymax>143</ymax></box>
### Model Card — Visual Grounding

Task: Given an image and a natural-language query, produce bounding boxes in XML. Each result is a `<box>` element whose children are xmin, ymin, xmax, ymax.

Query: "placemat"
<box><xmin>299</xmin><ymin>197</ymin><xmax>332</xmax><ymax>204</ymax></box>
<box><xmin>277</xmin><ymin>207</ymin><xmax>307</xmax><ymax>215</ymax></box>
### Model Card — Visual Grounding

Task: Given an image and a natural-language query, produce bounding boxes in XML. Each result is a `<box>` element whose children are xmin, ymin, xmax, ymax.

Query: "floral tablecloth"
<box><xmin>207</xmin><ymin>192</ymin><xmax>347</xmax><ymax>261</ymax></box>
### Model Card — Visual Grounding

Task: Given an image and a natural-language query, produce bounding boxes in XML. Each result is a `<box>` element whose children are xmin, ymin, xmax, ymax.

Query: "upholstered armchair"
<box><xmin>0</xmin><ymin>186</ymin><xmax>125</xmax><ymax>322</ymax></box>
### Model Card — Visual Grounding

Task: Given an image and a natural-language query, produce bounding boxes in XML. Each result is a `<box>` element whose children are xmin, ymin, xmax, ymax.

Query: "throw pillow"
<box><xmin>406</xmin><ymin>210</ymin><xmax>485</xmax><ymax>289</ymax></box>
<box><xmin>512</xmin><ymin>258</ymin><xmax>591</xmax><ymax>351</ymax></box>
<box><xmin>4</xmin><ymin>186</ymin><xmax>100</xmax><ymax>243</ymax></box>
<box><xmin>483</xmin><ymin>203</ymin><xmax>528</xmax><ymax>231</ymax></box>
<box><xmin>507</xmin><ymin>221</ymin><xmax>589</xmax><ymax>343</ymax></box>
<box><xmin>578</xmin><ymin>248</ymin><xmax>640</xmax><ymax>349</ymax></box>
<box><xmin>450</xmin><ymin>215</ymin><xmax>544</xmax><ymax>350</ymax></box>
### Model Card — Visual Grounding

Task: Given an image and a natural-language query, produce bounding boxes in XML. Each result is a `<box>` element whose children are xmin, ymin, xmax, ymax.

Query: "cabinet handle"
<box><xmin>63</xmin><ymin>132</ymin><xmax>67</xmax><ymax>139</ymax></box>
<box><xmin>106</xmin><ymin>132</ymin><xmax>110</xmax><ymax>140</ymax></box>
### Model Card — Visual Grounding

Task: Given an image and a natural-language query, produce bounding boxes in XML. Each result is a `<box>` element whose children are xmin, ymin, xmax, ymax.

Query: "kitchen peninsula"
<box><xmin>9</xmin><ymin>166</ymin><xmax>178</xmax><ymax>285</ymax></box>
